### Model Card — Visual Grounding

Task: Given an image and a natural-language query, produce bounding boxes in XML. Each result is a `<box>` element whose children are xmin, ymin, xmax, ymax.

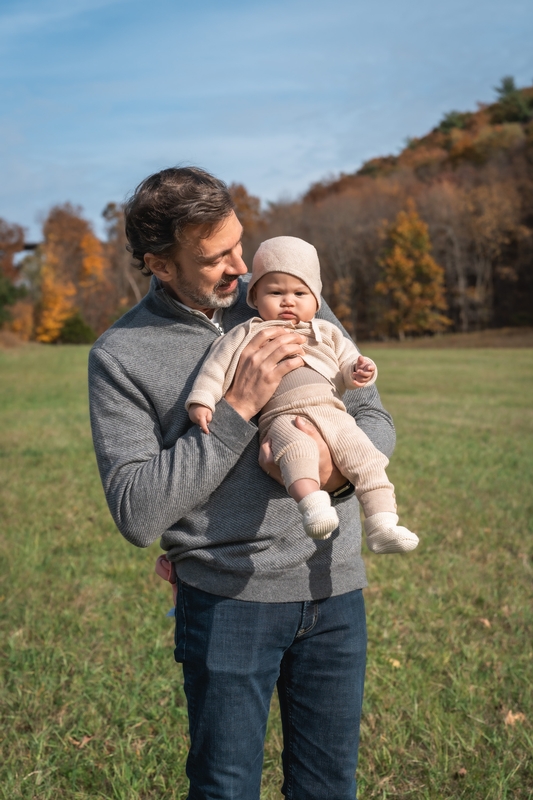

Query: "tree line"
<box><xmin>1</xmin><ymin>77</ymin><xmax>532</xmax><ymax>343</ymax></box>
<box><xmin>0</xmin><ymin>203</ymin><xmax>150</xmax><ymax>344</ymax></box>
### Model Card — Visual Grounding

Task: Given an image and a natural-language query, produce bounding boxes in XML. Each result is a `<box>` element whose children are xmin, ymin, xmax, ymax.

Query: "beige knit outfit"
<box><xmin>186</xmin><ymin>317</ymin><xmax>397</xmax><ymax>519</ymax></box>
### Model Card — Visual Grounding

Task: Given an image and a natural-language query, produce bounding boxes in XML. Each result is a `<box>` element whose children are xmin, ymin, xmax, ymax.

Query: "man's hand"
<box><xmin>189</xmin><ymin>403</ymin><xmax>213</xmax><ymax>434</ymax></box>
<box><xmin>259</xmin><ymin>416</ymin><xmax>346</xmax><ymax>493</ymax></box>
<box><xmin>352</xmin><ymin>355</ymin><xmax>376</xmax><ymax>387</ymax></box>
<box><xmin>225</xmin><ymin>327</ymin><xmax>306</xmax><ymax>421</ymax></box>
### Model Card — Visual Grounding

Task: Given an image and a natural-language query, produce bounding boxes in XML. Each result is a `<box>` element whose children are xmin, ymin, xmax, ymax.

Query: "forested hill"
<box><xmin>305</xmin><ymin>78</ymin><xmax>533</xmax><ymax>201</ymax></box>
<box><xmin>239</xmin><ymin>77</ymin><xmax>533</xmax><ymax>339</ymax></box>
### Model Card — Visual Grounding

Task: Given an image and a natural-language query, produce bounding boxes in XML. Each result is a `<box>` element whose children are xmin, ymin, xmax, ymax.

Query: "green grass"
<box><xmin>1</xmin><ymin>345</ymin><xmax>532</xmax><ymax>799</ymax></box>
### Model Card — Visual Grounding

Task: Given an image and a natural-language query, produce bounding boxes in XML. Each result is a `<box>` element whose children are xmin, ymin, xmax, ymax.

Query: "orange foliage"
<box><xmin>34</xmin><ymin>204</ymin><xmax>115</xmax><ymax>341</ymax></box>
<box><xmin>229</xmin><ymin>183</ymin><xmax>261</xmax><ymax>232</ymax></box>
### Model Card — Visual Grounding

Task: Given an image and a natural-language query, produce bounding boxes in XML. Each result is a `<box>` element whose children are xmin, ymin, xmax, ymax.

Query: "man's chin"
<box><xmin>209</xmin><ymin>287</ymin><xmax>239</xmax><ymax>309</ymax></box>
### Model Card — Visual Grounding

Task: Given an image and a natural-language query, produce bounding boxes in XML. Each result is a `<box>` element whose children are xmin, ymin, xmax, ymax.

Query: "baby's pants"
<box><xmin>259</xmin><ymin>386</ymin><xmax>396</xmax><ymax>518</ymax></box>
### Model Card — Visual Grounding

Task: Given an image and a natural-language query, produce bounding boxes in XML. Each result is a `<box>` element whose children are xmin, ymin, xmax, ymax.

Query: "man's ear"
<box><xmin>144</xmin><ymin>253</ymin><xmax>175</xmax><ymax>282</ymax></box>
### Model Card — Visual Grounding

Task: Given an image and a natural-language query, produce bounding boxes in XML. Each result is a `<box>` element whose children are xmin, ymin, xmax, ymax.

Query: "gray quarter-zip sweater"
<box><xmin>88</xmin><ymin>276</ymin><xmax>396</xmax><ymax>602</ymax></box>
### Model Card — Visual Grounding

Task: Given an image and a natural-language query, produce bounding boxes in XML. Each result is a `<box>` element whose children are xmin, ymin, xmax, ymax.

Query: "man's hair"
<box><xmin>124</xmin><ymin>167</ymin><xmax>235</xmax><ymax>275</ymax></box>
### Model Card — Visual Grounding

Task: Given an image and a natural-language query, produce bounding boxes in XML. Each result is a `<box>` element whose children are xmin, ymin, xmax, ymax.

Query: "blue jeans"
<box><xmin>174</xmin><ymin>580</ymin><xmax>367</xmax><ymax>800</ymax></box>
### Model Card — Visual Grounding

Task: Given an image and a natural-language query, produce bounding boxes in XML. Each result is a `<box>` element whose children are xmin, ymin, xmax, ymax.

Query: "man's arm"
<box><xmin>89</xmin><ymin>347</ymin><xmax>257</xmax><ymax>548</ymax></box>
<box><xmin>89</xmin><ymin>326</ymin><xmax>308</xmax><ymax>547</ymax></box>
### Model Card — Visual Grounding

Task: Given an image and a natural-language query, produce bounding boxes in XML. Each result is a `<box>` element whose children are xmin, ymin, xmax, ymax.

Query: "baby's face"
<box><xmin>254</xmin><ymin>272</ymin><xmax>317</xmax><ymax>324</ymax></box>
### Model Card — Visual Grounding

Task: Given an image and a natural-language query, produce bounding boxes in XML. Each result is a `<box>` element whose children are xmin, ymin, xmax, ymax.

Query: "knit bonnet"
<box><xmin>246</xmin><ymin>236</ymin><xmax>322</xmax><ymax>310</ymax></box>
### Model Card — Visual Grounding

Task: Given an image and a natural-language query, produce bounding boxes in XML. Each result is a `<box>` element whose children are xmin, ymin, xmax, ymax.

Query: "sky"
<box><xmin>1</xmin><ymin>0</ymin><xmax>532</xmax><ymax>241</ymax></box>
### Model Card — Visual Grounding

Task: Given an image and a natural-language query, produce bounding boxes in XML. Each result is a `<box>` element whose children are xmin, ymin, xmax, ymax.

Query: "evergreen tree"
<box><xmin>491</xmin><ymin>76</ymin><xmax>533</xmax><ymax>123</ymax></box>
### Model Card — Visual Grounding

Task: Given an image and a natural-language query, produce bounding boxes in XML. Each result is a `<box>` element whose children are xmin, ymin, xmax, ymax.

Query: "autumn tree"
<box><xmin>35</xmin><ymin>263</ymin><xmax>77</xmax><ymax>343</ymax></box>
<box><xmin>375</xmin><ymin>201</ymin><xmax>451</xmax><ymax>340</ymax></box>
<box><xmin>0</xmin><ymin>218</ymin><xmax>25</xmax><ymax>282</ymax></box>
<box><xmin>305</xmin><ymin>181</ymin><xmax>410</xmax><ymax>338</ymax></box>
<box><xmin>421</xmin><ymin>177</ymin><xmax>524</xmax><ymax>331</ymax></box>
<box><xmin>35</xmin><ymin>204</ymin><xmax>111</xmax><ymax>343</ymax></box>
<box><xmin>0</xmin><ymin>218</ymin><xmax>33</xmax><ymax>337</ymax></box>
<box><xmin>36</xmin><ymin>205</ymin><xmax>82</xmax><ymax>342</ymax></box>
<box><xmin>0</xmin><ymin>219</ymin><xmax>24</xmax><ymax>322</ymax></box>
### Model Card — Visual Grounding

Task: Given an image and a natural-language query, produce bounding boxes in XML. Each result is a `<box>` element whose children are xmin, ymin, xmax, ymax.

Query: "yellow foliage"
<box><xmin>80</xmin><ymin>232</ymin><xmax>107</xmax><ymax>287</ymax></box>
<box><xmin>35</xmin><ymin>264</ymin><xmax>76</xmax><ymax>343</ymax></box>
<box><xmin>375</xmin><ymin>200</ymin><xmax>451</xmax><ymax>339</ymax></box>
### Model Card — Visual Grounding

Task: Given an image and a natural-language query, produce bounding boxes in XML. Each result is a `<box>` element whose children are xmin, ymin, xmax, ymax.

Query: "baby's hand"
<box><xmin>352</xmin><ymin>356</ymin><xmax>376</xmax><ymax>387</ymax></box>
<box><xmin>188</xmin><ymin>404</ymin><xmax>213</xmax><ymax>434</ymax></box>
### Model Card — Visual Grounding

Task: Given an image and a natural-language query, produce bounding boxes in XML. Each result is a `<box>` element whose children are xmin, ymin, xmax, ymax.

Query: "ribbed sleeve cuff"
<box><xmin>209</xmin><ymin>398</ymin><xmax>258</xmax><ymax>454</ymax></box>
<box><xmin>185</xmin><ymin>390</ymin><xmax>217</xmax><ymax>413</ymax></box>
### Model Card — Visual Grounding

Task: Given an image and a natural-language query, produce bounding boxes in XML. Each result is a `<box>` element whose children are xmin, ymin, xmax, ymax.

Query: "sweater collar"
<box><xmin>149</xmin><ymin>276</ymin><xmax>238</xmax><ymax>333</ymax></box>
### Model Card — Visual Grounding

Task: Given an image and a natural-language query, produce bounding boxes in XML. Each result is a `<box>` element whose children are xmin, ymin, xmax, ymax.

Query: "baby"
<box><xmin>186</xmin><ymin>236</ymin><xmax>419</xmax><ymax>553</ymax></box>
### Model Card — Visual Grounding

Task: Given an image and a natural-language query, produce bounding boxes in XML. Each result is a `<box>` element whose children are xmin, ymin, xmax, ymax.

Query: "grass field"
<box><xmin>1</xmin><ymin>344</ymin><xmax>532</xmax><ymax>799</ymax></box>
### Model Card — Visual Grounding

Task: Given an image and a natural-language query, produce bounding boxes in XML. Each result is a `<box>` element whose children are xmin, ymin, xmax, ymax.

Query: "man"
<box><xmin>89</xmin><ymin>166</ymin><xmax>396</xmax><ymax>800</ymax></box>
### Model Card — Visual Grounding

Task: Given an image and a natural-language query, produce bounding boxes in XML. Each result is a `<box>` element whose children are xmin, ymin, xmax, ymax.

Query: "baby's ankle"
<box><xmin>289</xmin><ymin>478</ymin><xmax>320</xmax><ymax>503</ymax></box>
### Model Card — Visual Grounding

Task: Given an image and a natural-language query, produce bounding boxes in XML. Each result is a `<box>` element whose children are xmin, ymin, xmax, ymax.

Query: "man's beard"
<box><xmin>175</xmin><ymin>266</ymin><xmax>239</xmax><ymax>309</ymax></box>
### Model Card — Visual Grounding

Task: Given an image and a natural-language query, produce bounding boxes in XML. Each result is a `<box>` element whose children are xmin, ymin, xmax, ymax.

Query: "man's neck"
<box><xmin>163</xmin><ymin>284</ymin><xmax>215</xmax><ymax>318</ymax></box>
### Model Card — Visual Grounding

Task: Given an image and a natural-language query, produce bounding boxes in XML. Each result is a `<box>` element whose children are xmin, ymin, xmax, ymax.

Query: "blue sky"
<box><xmin>1</xmin><ymin>0</ymin><xmax>532</xmax><ymax>240</ymax></box>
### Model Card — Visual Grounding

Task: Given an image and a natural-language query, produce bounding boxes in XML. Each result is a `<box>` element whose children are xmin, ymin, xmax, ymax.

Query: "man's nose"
<box><xmin>227</xmin><ymin>252</ymin><xmax>248</xmax><ymax>275</ymax></box>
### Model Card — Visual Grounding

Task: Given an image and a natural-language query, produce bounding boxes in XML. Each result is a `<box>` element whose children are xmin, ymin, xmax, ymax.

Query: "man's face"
<box><xmin>167</xmin><ymin>211</ymin><xmax>247</xmax><ymax>311</ymax></box>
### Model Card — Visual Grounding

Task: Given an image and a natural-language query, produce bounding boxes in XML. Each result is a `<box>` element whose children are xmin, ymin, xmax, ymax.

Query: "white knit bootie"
<box><xmin>364</xmin><ymin>512</ymin><xmax>419</xmax><ymax>554</ymax></box>
<box><xmin>298</xmin><ymin>491</ymin><xmax>339</xmax><ymax>540</ymax></box>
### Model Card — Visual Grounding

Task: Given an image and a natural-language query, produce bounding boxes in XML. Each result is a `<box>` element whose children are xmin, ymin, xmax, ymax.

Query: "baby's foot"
<box><xmin>298</xmin><ymin>491</ymin><xmax>339</xmax><ymax>540</ymax></box>
<box><xmin>364</xmin><ymin>512</ymin><xmax>419</xmax><ymax>554</ymax></box>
